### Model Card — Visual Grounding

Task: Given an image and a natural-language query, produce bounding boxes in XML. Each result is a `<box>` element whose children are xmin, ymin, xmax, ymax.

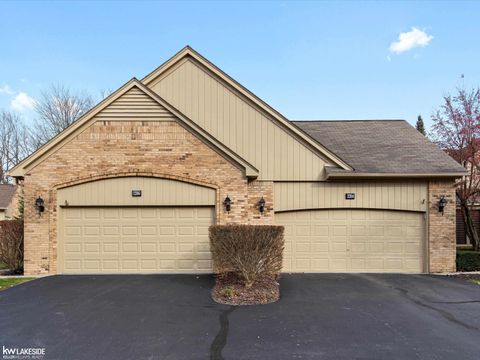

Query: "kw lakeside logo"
<box><xmin>2</xmin><ymin>346</ymin><xmax>45</xmax><ymax>360</ymax></box>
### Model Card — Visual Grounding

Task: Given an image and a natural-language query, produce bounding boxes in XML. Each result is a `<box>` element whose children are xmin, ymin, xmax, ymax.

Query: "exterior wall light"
<box><xmin>223</xmin><ymin>196</ymin><xmax>232</xmax><ymax>213</ymax></box>
<box><xmin>35</xmin><ymin>197</ymin><xmax>45</xmax><ymax>214</ymax></box>
<box><xmin>438</xmin><ymin>195</ymin><xmax>447</xmax><ymax>215</ymax></box>
<box><xmin>258</xmin><ymin>197</ymin><xmax>266</xmax><ymax>213</ymax></box>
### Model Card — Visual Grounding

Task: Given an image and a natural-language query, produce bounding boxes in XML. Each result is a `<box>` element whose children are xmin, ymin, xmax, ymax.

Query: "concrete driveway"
<box><xmin>0</xmin><ymin>274</ymin><xmax>479</xmax><ymax>360</ymax></box>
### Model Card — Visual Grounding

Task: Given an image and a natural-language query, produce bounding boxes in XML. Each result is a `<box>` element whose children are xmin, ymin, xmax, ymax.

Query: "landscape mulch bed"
<box><xmin>212</xmin><ymin>272</ymin><xmax>280</xmax><ymax>305</ymax></box>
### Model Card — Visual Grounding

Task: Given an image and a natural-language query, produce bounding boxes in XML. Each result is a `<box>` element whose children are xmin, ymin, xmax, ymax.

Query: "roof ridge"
<box><xmin>292</xmin><ymin>119</ymin><xmax>407</xmax><ymax>123</ymax></box>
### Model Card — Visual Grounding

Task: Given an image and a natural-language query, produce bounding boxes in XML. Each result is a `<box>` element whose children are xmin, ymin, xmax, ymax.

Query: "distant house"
<box><xmin>0</xmin><ymin>184</ymin><xmax>19</xmax><ymax>220</ymax></box>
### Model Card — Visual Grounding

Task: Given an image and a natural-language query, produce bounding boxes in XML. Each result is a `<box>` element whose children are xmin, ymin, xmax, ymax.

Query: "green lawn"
<box><xmin>0</xmin><ymin>278</ymin><xmax>35</xmax><ymax>291</ymax></box>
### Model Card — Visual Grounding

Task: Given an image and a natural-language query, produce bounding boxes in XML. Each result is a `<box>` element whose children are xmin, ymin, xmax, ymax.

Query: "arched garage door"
<box><xmin>58</xmin><ymin>177</ymin><xmax>216</xmax><ymax>274</ymax></box>
<box><xmin>276</xmin><ymin>209</ymin><xmax>425</xmax><ymax>273</ymax></box>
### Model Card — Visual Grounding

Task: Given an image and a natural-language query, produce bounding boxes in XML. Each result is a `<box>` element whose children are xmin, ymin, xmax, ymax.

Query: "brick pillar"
<box><xmin>428</xmin><ymin>180</ymin><xmax>456</xmax><ymax>272</ymax></box>
<box><xmin>247</xmin><ymin>180</ymin><xmax>274</xmax><ymax>224</ymax></box>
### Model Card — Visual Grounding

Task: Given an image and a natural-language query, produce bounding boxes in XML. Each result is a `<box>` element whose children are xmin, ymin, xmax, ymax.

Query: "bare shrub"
<box><xmin>0</xmin><ymin>220</ymin><xmax>24</xmax><ymax>274</ymax></box>
<box><xmin>209</xmin><ymin>225</ymin><xmax>284</xmax><ymax>288</ymax></box>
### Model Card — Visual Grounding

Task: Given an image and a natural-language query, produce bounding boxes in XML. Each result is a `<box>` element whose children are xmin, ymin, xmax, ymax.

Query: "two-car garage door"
<box><xmin>276</xmin><ymin>209</ymin><xmax>425</xmax><ymax>273</ymax></box>
<box><xmin>60</xmin><ymin>207</ymin><xmax>214</xmax><ymax>274</ymax></box>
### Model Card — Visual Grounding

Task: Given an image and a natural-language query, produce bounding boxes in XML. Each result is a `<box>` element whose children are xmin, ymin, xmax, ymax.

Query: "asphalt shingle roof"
<box><xmin>0</xmin><ymin>184</ymin><xmax>17</xmax><ymax>209</ymax></box>
<box><xmin>293</xmin><ymin>120</ymin><xmax>466</xmax><ymax>174</ymax></box>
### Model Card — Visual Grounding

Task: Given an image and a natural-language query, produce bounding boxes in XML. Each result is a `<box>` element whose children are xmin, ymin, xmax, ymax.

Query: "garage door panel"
<box><xmin>84</xmin><ymin>243</ymin><xmax>100</xmax><ymax>253</ymax></box>
<box><xmin>65</xmin><ymin>260</ymin><xmax>81</xmax><ymax>271</ymax></box>
<box><xmin>140</xmin><ymin>208</ymin><xmax>156</xmax><ymax>218</ymax></box>
<box><xmin>103</xmin><ymin>260</ymin><xmax>119</xmax><ymax>270</ymax></box>
<box><xmin>65</xmin><ymin>243</ymin><xmax>81</xmax><ymax>253</ymax></box>
<box><xmin>103</xmin><ymin>243</ymin><xmax>119</xmax><ymax>252</ymax></box>
<box><xmin>65</xmin><ymin>226</ymin><xmax>81</xmax><ymax>236</ymax></box>
<box><xmin>104</xmin><ymin>209</ymin><xmax>120</xmax><ymax>219</ymax></box>
<box><xmin>121</xmin><ymin>209</ymin><xmax>137</xmax><ymax>218</ymax></box>
<box><xmin>140</xmin><ymin>259</ymin><xmax>156</xmax><ymax>270</ymax></box>
<box><xmin>311</xmin><ymin>259</ymin><xmax>330</xmax><ymax>270</ymax></box>
<box><xmin>198</xmin><ymin>259</ymin><xmax>212</xmax><ymax>270</ymax></box>
<box><xmin>61</xmin><ymin>207</ymin><xmax>214</xmax><ymax>274</ymax></box>
<box><xmin>276</xmin><ymin>209</ymin><xmax>424</xmax><ymax>273</ymax></box>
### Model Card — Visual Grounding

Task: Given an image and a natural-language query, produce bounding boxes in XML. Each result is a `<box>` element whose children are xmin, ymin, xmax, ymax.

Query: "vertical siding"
<box><xmin>149</xmin><ymin>59</ymin><xmax>329</xmax><ymax>181</ymax></box>
<box><xmin>274</xmin><ymin>181</ymin><xmax>428</xmax><ymax>212</ymax></box>
<box><xmin>57</xmin><ymin>177</ymin><xmax>216</xmax><ymax>206</ymax></box>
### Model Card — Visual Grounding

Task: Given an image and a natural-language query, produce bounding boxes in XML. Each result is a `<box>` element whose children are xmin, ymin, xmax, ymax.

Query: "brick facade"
<box><xmin>22</xmin><ymin>120</ymin><xmax>457</xmax><ymax>275</ymax></box>
<box><xmin>23</xmin><ymin>120</ymin><xmax>274</xmax><ymax>275</ymax></box>
<box><xmin>428</xmin><ymin>179</ymin><xmax>457</xmax><ymax>272</ymax></box>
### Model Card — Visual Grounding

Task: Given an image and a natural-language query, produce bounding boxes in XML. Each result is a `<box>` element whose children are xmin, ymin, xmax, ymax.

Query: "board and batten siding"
<box><xmin>57</xmin><ymin>177</ymin><xmax>216</xmax><ymax>207</ymax></box>
<box><xmin>274</xmin><ymin>181</ymin><xmax>428</xmax><ymax>213</ymax></box>
<box><xmin>148</xmin><ymin>58</ymin><xmax>331</xmax><ymax>181</ymax></box>
<box><xmin>95</xmin><ymin>87</ymin><xmax>176</xmax><ymax>122</ymax></box>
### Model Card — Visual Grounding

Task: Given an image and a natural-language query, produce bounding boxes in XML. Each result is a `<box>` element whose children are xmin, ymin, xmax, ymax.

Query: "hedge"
<box><xmin>209</xmin><ymin>225</ymin><xmax>284</xmax><ymax>288</ymax></box>
<box><xmin>456</xmin><ymin>251</ymin><xmax>480</xmax><ymax>272</ymax></box>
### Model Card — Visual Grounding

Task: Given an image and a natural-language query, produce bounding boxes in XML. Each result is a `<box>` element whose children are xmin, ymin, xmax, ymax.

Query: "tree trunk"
<box><xmin>461</xmin><ymin>202</ymin><xmax>480</xmax><ymax>251</ymax></box>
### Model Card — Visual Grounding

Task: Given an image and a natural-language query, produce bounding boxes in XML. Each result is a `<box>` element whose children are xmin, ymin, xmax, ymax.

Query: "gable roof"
<box><xmin>8</xmin><ymin>79</ymin><xmax>258</xmax><ymax>178</ymax></box>
<box><xmin>0</xmin><ymin>184</ymin><xmax>17</xmax><ymax>210</ymax></box>
<box><xmin>142</xmin><ymin>46</ymin><xmax>352</xmax><ymax>171</ymax></box>
<box><xmin>293</xmin><ymin>120</ymin><xmax>467</xmax><ymax>178</ymax></box>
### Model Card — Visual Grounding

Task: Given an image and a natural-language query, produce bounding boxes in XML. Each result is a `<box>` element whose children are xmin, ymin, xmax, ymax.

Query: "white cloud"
<box><xmin>11</xmin><ymin>92</ymin><xmax>36</xmax><ymax>112</ymax></box>
<box><xmin>389</xmin><ymin>27</ymin><xmax>433</xmax><ymax>54</ymax></box>
<box><xmin>0</xmin><ymin>84</ymin><xmax>15</xmax><ymax>95</ymax></box>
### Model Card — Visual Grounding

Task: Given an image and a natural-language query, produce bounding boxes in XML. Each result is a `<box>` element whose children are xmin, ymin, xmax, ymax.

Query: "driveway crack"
<box><xmin>394</xmin><ymin>287</ymin><xmax>479</xmax><ymax>331</ymax></box>
<box><xmin>210</xmin><ymin>306</ymin><xmax>236</xmax><ymax>360</ymax></box>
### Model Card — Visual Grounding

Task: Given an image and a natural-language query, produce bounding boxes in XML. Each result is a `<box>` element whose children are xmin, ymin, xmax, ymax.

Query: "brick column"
<box><xmin>428</xmin><ymin>180</ymin><xmax>456</xmax><ymax>272</ymax></box>
<box><xmin>247</xmin><ymin>180</ymin><xmax>274</xmax><ymax>224</ymax></box>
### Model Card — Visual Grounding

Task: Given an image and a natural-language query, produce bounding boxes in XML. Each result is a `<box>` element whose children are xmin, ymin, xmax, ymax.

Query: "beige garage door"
<box><xmin>59</xmin><ymin>207</ymin><xmax>214</xmax><ymax>274</ymax></box>
<box><xmin>276</xmin><ymin>209</ymin><xmax>425</xmax><ymax>273</ymax></box>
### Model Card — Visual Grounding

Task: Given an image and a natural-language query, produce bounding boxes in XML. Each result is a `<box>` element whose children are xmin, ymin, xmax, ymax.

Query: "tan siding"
<box><xmin>149</xmin><ymin>59</ymin><xmax>329</xmax><ymax>181</ymax></box>
<box><xmin>95</xmin><ymin>88</ymin><xmax>176</xmax><ymax>121</ymax></box>
<box><xmin>58</xmin><ymin>177</ymin><xmax>216</xmax><ymax>207</ymax></box>
<box><xmin>274</xmin><ymin>181</ymin><xmax>428</xmax><ymax>212</ymax></box>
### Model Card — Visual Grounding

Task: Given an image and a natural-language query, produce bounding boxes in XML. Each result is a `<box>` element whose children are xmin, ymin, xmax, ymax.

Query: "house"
<box><xmin>8</xmin><ymin>46</ymin><xmax>466</xmax><ymax>275</ymax></box>
<box><xmin>0</xmin><ymin>184</ymin><xmax>19</xmax><ymax>221</ymax></box>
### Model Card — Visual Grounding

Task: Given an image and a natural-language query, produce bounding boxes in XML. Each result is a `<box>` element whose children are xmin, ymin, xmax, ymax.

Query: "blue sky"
<box><xmin>0</xmin><ymin>1</ymin><xmax>479</xmax><ymax>130</ymax></box>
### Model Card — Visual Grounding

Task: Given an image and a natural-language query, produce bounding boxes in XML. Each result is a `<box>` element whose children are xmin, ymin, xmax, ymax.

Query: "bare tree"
<box><xmin>33</xmin><ymin>84</ymin><xmax>94</xmax><ymax>148</ymax></box>
<box><xmin>0</xmin><ymin>111</ymin><xmax>33</xmax><ymax>183</ymax></box>
<box><xmin>431</xmin><ymin>88</ymin><xmax>480</xmax><ymax>251</ymax></box>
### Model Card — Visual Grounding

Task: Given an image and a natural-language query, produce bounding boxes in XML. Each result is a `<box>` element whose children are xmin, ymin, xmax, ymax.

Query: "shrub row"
<box><xmin>456</xmin><ymin>251</ymin><xmax>480</xmax><ymax>272</ymax></box>
<box><xmin>209</xmin><ymin>225</ymin><xmax>284</xmax><ymax>288</ymax></box>
<box><xmin>0</xmin><ymin>219</ymin><xmax>24</xmax><ymax>274</ymax></box>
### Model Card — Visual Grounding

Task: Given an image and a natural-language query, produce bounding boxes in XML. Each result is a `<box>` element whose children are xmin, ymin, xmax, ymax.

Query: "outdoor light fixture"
<box><xmin>438</xmin><ymin>195</ymin><xmax>447</xmax><ymax>215</ymax></box>
<box><xmin>223</xmin><ymin>196</ymin><xmax>232</xmax><ymax>213</ymax></box>
<box><xmin>258</xmin><ymin>197</ymin><xmax>266</xmax><ymax>213</ymax></box>
<box><xmin>35</xmin><ymin>197</ymin><xmax>45</xmax><ymax>214</ymax></box>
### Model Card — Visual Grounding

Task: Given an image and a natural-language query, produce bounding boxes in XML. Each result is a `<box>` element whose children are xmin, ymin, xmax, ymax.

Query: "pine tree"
<box><xmin>416</xmin><ymin>115</ymin><xmax>426</xmax><ymax>135</ymax></box>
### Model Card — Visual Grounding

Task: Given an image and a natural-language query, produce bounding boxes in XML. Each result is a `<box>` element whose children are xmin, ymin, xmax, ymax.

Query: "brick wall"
<box><xmin>247</xmin><ymin>180</ymin><xmax>274</xmax><ymax>224</ymax></box>
<box><xmin>428</xmin><ymin>179</ymin><xmax>456</xmax><ymax>272</ymax></box>
<box><xmin>24</xmin><ymin>120</ymin><xmax>252</xmax><ymax>275</ymax></box>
